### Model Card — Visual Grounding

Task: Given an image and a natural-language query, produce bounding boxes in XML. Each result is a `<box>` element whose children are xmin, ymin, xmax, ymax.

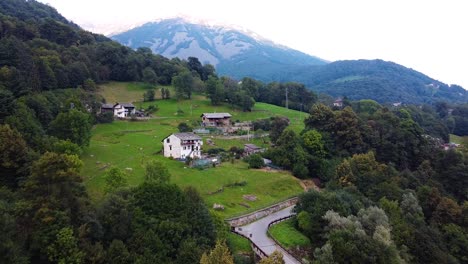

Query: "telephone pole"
<box><xmin>285</xmin><ymin>86</ymin><xmax>289</xmax><ymax>109</ymax></box>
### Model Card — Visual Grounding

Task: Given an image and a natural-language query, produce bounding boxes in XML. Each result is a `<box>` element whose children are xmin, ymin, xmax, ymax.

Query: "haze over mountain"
<box><xmin>111</xmin><ymin>18</ymin><xmax>328</xmax><ymax>81</ymax></box>
<box><xmin>113</xmin><ymin>18</ymin><xmax>468</xmax><ymax>104</ymax></box>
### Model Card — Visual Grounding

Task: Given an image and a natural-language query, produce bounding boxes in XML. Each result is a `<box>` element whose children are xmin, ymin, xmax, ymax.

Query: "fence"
<box><xmin>226</xmin><ymin>197</ymin><xmax>299</xmax><ymax>227</ymax></box>
<box><xmin>267</xmin><ymin>215</ymin><xmax>302</xmax><ymax>263</ymax></box>
<box><xmin>231</xmin><ymin>227</ymin><xmax>268</xmax><ymax>259</ymax></box>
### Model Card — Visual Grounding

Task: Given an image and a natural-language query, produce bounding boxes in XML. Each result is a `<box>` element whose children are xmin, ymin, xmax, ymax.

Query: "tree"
<box><xmin>23</xmin><ymin>152</ymin><xmax>84</xmax><ymax>212</ymax></box>
<box><xmin>205</xmin><ymin>76</ymin><xmax>224</xmax><ymax>105</ymax></box>
<box><xmin>82</xmin><ymin>78</ymin><xmax>96</xmax><ymax>91</ymax></box>
<box><xmin>305</xmin><ymin>103</ymin><xmax>335</xmax><ymax>132</ymax></box>
<box><xmin>161</xmin><ymin>88</ymin><xmax>171</xmax><ymax>99</ymax></box>
<box><xmin>51</xmin><ymin>139</ymin><xmax>82</xmax><ymax>156</ymax></box>
<box><xmin>104</xmin><ymin>167</ymin><xmax>128</xmax><ymax>193</ymax></box>
<box><xmin>239</xmin><ymin>91</ymin><xmax>255</xmax><ymax>111</ymax></box>
<box><xmin>334</xmin><ymin>107</ymin><xmax>364</xmax><ymax>155</ymax></box>
<box><xmin>246</xmin><ymin>154</ymin><xmax>264</xmax><ymax>169</ymax></box>
<box><xmin>106</xmin><ymin>239</ymin><xmax>131</xmax><ymax>264</ymax></box>
<box><xmin>142</xmin><ymin>67</ymin><xmax>158</xmax><ymax>85</ymax></box>
<box><xmin>49</xmin><ymin>109</ymin><xmax>92</xmax><ymax>147</ymax></box>
<box><xmin>172</xmin><ymin>70</ymin><xmax>194</xmax><ymax>99</ymax></box>
<box><xmin>269</xmin><ymin>116</ymin><xmax>289</xmax><ymax>144</ymax></box>
<box><xmin>0</xmin><ymin>124</ymin><xmax>31</xmax><ymax>189</ymax></box>
<box><xmin>313</xmin><ymin>243</ymin><xmax>335</xmax><ymax>264</ymax></box>
<box><xmin>200</xmin><ymin>240</ymin><xmax>234</xmax><ymax>264</ymax></box>
<box><xmin>259</xmin><ymin>251</ymin><xmax>285</xmax><ymax>264</ymax></box>
<box><xmin>0</xmin><ymin>88</ymin><xmax>15</xmax><ymax>122</ymax></box>
<box><xmin>143</xmin><ymin>89</ymin><xmax>155</xmax><ymax>102</ymax></box>
<box><xmin>301</xmin><ymin>129</ymin><xmax>326</xmax><ymax>158</ymax></box>
<box><xmin>47</xmin><ymin>227</ymin><xmax>84</xmax><ymax>264</ymax></box>
<box><xmin>187</xmin><ymin>57</ymin><xmax>204</xmax><ymax>80</ymax></box>
<box><xmin>178</xmin><ymin>122</ymin><xmax>193</xmax><ymax>133</ymax></box>
<box><xmin>144</xmin><ymin>160</ymin><xmax>170</xmax><ymax>184</ymax></box>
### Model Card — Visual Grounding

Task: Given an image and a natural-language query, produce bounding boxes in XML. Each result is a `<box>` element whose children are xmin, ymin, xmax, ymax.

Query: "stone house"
<box><xmin>201</xmin><ymin>113</ymin><xmax>232</xmax><ymax>127</ymax></box>
<box><xmin>244</xmin><ymin>143</ymin><xmax>264</xmax><ymax>155</ymax></box>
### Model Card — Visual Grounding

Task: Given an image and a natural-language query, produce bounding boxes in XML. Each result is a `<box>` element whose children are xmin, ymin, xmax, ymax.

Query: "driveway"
<box><xmin>235</xmin><ymin>205</ymin><xmax>301</xmax><ymax>264</ymax></box>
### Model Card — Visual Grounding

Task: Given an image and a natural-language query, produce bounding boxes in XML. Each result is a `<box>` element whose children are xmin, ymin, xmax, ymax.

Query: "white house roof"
<box><xmin>173</xmin><ymin>133</ymin><xmax>202</xmax><ymax>140</ymax></box>
<box><xmin>201</xmin><ymin>113</ymin><xmax>232</xmax><ymax>119</ymax></box>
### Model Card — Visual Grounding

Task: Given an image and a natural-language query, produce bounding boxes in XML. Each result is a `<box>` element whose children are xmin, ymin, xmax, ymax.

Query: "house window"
<box><xmin>169</xmin><ymin>145</ymin><xmax>172</xmax><ymax>150</ymax></box>
<box><xmin>166</xmin><ymin>138</ymin><xmax>170</xmax><ymax>143</ymax></box>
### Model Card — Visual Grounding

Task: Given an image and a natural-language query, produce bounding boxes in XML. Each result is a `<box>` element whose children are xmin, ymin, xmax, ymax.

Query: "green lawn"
<box><xmin>98</xmin><ymin>81</ymin><xmax>156</xmax><ymax>103</ymax></box>
<box><xmin>268</xmin><ymin>219</ymin><xmax>311</xmax><ymax>249</ymax></box>
<box><xmin>450</xmin><ymin>134</ymin><xmax>467</xmax><ymax>144</ymax></box>
<box><xmin>82</xmin><ymin>82</ymin><xmax>305</xmax><ymax>218</ymax></box>
<box><xmin>227</xmin><ymin>233</ymin><xmax>252</xmax><ymax>253</ymax></box>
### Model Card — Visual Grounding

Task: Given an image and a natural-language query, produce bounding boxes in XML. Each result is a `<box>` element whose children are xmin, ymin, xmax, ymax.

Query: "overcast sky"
<box><xmin>39</xmin><ymin>0</ymin><xmax>468</xmax><ymax>89</ymax></box>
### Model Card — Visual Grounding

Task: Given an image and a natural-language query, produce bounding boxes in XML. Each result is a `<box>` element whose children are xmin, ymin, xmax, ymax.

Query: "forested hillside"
<box><xmin>287</xmin><ymin>59</ymin><xmax>468</xmax><ymax>104</ymax></box>
<box><xmin>0</xmin><ymin>1</ymin><xmax>221</xmax><ymax>263</ymax></box>
<box><xmin>265</xmin><ymin>101</ymin><xmax>468</xmax><ymax>263</ymax></box>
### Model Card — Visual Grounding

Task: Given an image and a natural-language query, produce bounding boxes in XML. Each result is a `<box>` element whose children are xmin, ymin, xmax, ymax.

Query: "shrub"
<box><xmin>245</xmin><ymin>154</ymin><xmax>264</xmax><ymax>169</ymax></box>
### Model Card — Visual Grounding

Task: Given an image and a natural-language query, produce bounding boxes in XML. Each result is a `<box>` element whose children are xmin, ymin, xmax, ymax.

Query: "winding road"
<box><xmin>234</xmin><ymin>205</ymin><xmax>301</xmax><ymax>264</ymax></box>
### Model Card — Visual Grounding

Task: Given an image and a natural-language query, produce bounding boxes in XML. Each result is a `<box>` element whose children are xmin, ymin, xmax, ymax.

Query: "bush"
<box><xmin>207</xmin><ymin>148</ymin><xmax>225</xmax><ymax>155</ymax></box>
<box><xmin>245</xmin><ymin>154</ymin><xmax>264</xmax><ymax>169</ymax></box>
<box><xmin>146</xmin><ymin>104</ymin><xmax>159</xmax><ymax>114</ymax></box>
<box><xmin>178</xmin><ymin>122</ymin><xmax>193</xmax><ymax>132</ymax></box>
<box><xmin>96</xmin><ymin>112</ymin><xmax>114</xmax><ymax>123</ymax></box>
<box><xmin>143</xmin><ymin>89</ymin><xmax>155</xmax><ymax>102</ymax></box>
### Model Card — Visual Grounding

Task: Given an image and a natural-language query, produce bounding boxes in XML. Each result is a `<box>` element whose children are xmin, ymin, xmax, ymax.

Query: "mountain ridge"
<box><xmin>111</xmin><ymin>18</ymin><xmax>328</xmax><ymax>78</ymax></box>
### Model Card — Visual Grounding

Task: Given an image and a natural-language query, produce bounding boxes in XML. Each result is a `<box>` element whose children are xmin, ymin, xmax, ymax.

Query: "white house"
<box><xmin>113</xmin><ymin>103</ymin><xmax>135</xmax><ymax>118</ymax></box>
<box><xmin>162</xmin><ymin>133</ymin><xmax>203</xmax><ymax>159</ymax></box>
<box><xmin>333</xmin><ymin>98</ymin><xmax>343</xmax><ymax>108</ymax></box>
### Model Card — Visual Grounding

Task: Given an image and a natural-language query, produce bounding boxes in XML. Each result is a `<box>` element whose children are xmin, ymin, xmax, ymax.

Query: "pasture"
<box><xmin>82</xmin><ymin>82</ymin><xmax>307</xmax><ymax>218</ymax></box>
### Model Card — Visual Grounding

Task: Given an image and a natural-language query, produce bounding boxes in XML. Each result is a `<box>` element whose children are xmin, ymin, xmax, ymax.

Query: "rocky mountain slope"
<box><xmin>111</xmin><ymin>18</ymin><xmax>327</xmax><ymax>81</ymax></box>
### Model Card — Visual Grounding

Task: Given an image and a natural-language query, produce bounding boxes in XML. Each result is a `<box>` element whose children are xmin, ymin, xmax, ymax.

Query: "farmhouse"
<box><xmin>113</xmin><ymin>103</ymin><xmax>135</xmax><ymax>118</ymax></box>
<box><xmin>201</xmin><ymin>113</ymin><xmax>232</xmax><ymax>127</ymax></box>
<box><xmin>333</xmin><ymin>98</ymin><xmax>343</xmax><ymax>108</ymax></box>
<box><xmin>162</xmin><ymin>133</ymin><xmax>203</xmax><ymax>159</ymax></box>
<box><xmin>100</xmin><ymin>103</ymin><xmax>136</xmax><ymax>118</ymax></box>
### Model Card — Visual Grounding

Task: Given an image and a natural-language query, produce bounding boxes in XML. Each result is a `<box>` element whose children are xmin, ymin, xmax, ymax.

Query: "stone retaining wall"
<box><xmin>226</xmin><ymin>197</ymin><xmax>299</xmax><ymax>227</ymax></box>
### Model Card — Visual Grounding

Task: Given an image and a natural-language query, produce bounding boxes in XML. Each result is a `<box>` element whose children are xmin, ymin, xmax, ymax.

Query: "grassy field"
<box><xmin>268</xmin><ymin>219</ymin><xmax>311</xmax><ymax>249</ymax></box>
<box><xmin>450</xmin><ymin>134</ymin><xmax>467</xmax><ymax>144</ymax></box>
<box><xmin>82</xmin><ymin>82</ymin><xmax>306</xmax><ymax>218</ymax></box>
<box><xmin>227</xmin><ymin>233</ymin><xmax>252</xmax><ymax>253</ymax></box>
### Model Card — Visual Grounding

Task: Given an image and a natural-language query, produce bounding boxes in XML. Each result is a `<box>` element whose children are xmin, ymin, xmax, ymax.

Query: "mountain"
<box><xmin>111</xmin><ymin>18</ymin><xmax>328</xmax><ymax>81</ymax></box>
<box><xmin>113</xmin><ymin>19</ymin><xmax>467</xmax><ymax>104</ymax></box>
<box><xmin>285</xmin><ymin>59</ymin><xmax>468</xmax><ymax>104</ymax></box>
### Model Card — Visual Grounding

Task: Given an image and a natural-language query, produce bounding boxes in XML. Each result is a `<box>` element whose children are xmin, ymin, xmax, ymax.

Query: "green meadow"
<box><xmin>269</xmin><ymin>219</ymin><xmax>311</xmax><ymax>248</ymax></box>
<box><xmin>449</xmin><ymin>134</ymin><xmax>468</xmax><ymax>145</ymax></box>
<box><xmin>82</xmin><ymin>82</ymin><xmax>306</xmax><ymax>218</ymax></box>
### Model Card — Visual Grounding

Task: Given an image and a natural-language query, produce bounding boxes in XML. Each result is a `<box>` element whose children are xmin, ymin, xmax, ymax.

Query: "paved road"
<box><xmin>235</xmin><ymin>205</ymin><xmax>301</xmax><ymax>264</ymax></box>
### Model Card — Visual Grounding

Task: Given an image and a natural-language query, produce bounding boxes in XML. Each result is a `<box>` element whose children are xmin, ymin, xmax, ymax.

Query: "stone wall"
<box><xmin>226</xmin><ymin>197</ymin><xmax>299</xmax><ymax>227</ymax></box>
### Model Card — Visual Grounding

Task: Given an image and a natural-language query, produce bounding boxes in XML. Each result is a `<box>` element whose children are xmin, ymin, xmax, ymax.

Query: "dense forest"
<box><xmin>1</xmin><ymin>1</ymin><xmax>467</xmax><ymax>264</ymax></box>
<box><xmin>261</xmin><ymin>101</ymin><xmax>468</xmax><ymax>263</ymax></box>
